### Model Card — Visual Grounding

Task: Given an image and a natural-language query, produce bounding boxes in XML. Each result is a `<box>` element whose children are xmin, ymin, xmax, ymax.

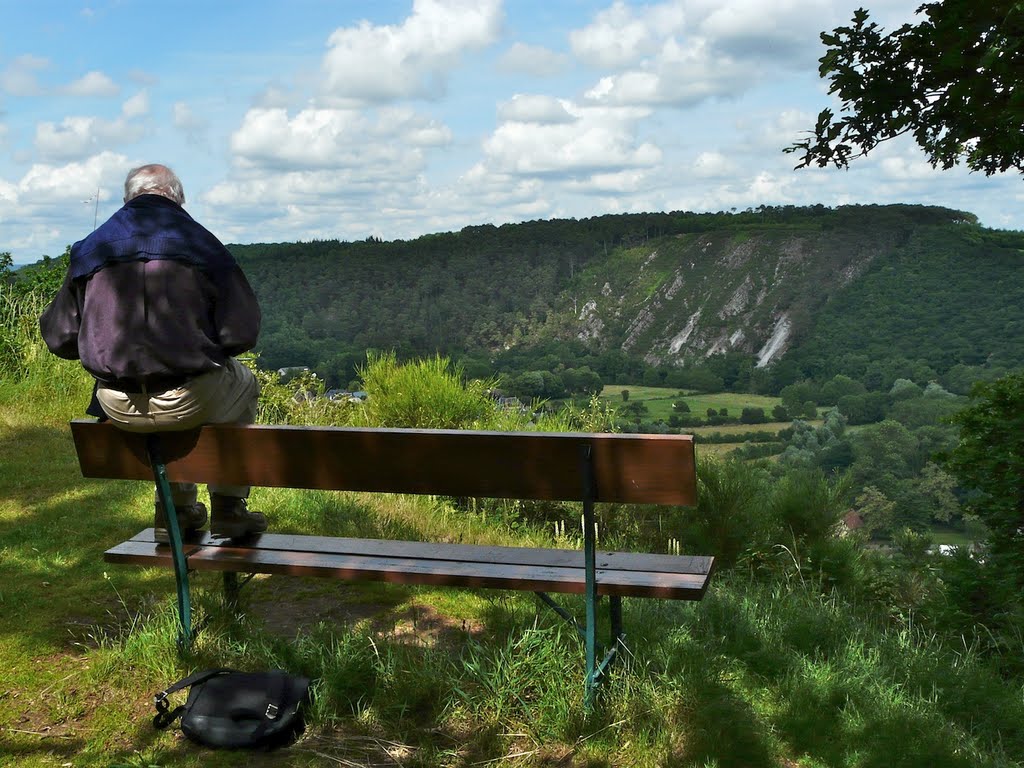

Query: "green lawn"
<box><xmin>600</xmin><ymin>385</ymin><xmax>798</xmax><ymax>424</ymax></box>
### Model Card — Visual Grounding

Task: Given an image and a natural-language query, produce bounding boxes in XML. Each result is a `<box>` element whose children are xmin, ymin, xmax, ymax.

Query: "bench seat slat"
<box><xmin>105</xmin><ymin>531</ymin><xmax>712</xmax><ymax>600</ymax></box>
<box><xmin>118</xmin><ymin>530</ymin><xmax>713</xmax><ymax>577</ymax></box>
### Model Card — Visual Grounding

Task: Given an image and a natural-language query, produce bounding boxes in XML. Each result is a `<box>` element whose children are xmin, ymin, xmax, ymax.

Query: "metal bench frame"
<box><xmin>72</xmin><ymin>420</ymin><xmax>708</xmax><ymax>707</ymax></box>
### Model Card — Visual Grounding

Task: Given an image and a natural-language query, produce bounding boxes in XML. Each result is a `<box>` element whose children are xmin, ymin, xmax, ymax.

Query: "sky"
<box><xmin>2</xmin><ymin>0</ymin><xmax>1022</xmax><ymax>265</ymax></box>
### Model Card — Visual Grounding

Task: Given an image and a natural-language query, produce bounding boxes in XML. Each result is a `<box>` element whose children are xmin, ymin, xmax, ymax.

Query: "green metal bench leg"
<box><xmin>610</xmin><ymin>595</ymin><xmax>623</xmax><ymax>646</ymax></box>
<box><xmin>146</xmin><ymin>435</ymin><xmax>193</xmax><ymax>651</ymax></box>
<box><xmin>224</xmin><ymin>572</ymin><xmax>240</xmax><ymax>611</ymax></box>
<box><xmin>581</xmin><ymin>444</ymin><xmax>599</xmax><ymax>710</ymax></box>
<box><xmin>223</xmin><ymin>571</ymin><xmax>256</xmax><ymax>612</ymax></box>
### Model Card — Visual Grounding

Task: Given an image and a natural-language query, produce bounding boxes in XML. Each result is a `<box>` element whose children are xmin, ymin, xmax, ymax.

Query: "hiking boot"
<box><xmin>154</xmin><ymin>501</ymin><xmax>208</xmax><ymax>544</ymax></box>
<box><xmin>210</xmin><ymin>494</ymin><xmax>268</xmax><ymax>539</ymax></box>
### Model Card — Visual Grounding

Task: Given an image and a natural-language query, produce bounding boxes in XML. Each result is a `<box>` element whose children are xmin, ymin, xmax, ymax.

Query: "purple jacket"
<box><xmin>40</xmin><ymin>195</ymin><xmax>261</xmax><ymax>389</ymax></box>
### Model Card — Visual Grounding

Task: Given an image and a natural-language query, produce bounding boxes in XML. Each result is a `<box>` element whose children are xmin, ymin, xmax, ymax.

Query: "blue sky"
<box><xmin>2</xmin><ymin>0</ymin><xmax>1021</xmax><ymax>264</ymax></box>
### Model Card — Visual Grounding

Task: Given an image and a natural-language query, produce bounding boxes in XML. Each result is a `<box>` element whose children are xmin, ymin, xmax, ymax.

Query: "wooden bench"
<box><xmin>71</xmin><ymin>419</ymin><xmax>710</xmax><ymax>704</ymax></box>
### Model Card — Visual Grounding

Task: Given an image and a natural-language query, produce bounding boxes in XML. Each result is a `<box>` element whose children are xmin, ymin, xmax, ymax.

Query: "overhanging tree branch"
<box><xmin>787</xmin><ymin>1</ymin><xmax>1024</xmax><ymax>176</ymax></box>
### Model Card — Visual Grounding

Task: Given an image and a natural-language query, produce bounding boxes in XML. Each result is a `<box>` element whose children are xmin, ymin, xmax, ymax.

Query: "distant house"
<box><xmin>324</xmin><ymin>389</ymin><xmax>367</xmax><ymax>403</ymax></box>
<box><xmin>840</xmin><ymin>511</ymin><xmax>865</xmax><ymax>536</ymax></box>
<box><xmin>277</xmin><ymin>366</ymin><xmax>310</xmax><ymax>383</ymax></box>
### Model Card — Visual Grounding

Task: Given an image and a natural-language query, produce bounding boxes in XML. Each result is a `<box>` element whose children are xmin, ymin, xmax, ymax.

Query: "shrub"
<box><xmin>740</xmin><ymin>406</ymin><xmax>767</xmax><ymax>424</ymax></box>
<box><xmin>681</xmin><ymin>457</ymin><xmax>771</xmax><ymax>568</ymax></box>
<box><xmin>353</xmin><ymin>351</ymin><xmax>500</xmax><ymax>430</ymax></box>
<box><xmin>769</xmin><ymin>468</ymin><xmax>852</xmax><ymax>545</ymax></box>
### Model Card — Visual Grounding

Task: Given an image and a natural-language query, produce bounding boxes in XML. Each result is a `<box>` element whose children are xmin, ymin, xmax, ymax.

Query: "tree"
<box><xmin>788</xmin><ymin>2</ymin><xmax>1024</xmax><ymax>177</ymax></box>
<box><xmin>945</xmin><ymin>373</ymin><xmax>1024</xmax><ymax>583</ymax></box>
<box><xmin>621</xmin><ymin>400</ymin><xmax>649</xmax><ymax>425</ymax></box>
<box><xmin>781</xmin><ymin>381</ymin><xmax>819</xmax><ymax>414</ymax></box>
<box><xmin>740</xmin><ymin>406</ymin><xmax>768</xmax><ymax>424</ymax></box>
<box><xmin>820</xmin><ymin>374</ymin><xmax>866</xmax><ymax>405</ymax></box>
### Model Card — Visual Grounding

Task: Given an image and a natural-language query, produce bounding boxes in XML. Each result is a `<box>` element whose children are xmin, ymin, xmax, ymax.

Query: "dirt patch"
<box><xmin>384</xmin><ymin>602</ymin><xmax>484</xmax><ymax>649</ymax></box>
<box><xmin>242</xmin><ymin>576</ymin><xmax>484</xmax><ymax>648</ymax></box>
<box><xmin>243</xmin><ymin>575</ymin><xmax>389</xmax><ymax>637</ymax></box>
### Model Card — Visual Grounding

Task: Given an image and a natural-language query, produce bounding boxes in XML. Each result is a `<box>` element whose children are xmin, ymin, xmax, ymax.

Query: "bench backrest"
<box><xmin>70</xmin><ymin>420</ymin><xmax>696</xmax><ymax>505</ymax></box>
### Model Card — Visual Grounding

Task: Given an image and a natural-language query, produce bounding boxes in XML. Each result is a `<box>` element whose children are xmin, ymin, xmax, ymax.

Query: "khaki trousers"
<box><xmin>96</xmin><ymin>358</ymin><xmax>259</xmax><ymax>505</ymax></box>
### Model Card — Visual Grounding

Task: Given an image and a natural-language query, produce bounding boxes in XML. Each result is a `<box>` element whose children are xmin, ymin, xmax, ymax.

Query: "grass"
<box><xmin>4</xmin><ymin>395</ymin><xmax>1024</xmax><ymax>766</ymax></box>
<box><xmin>2</xmin><ymin>293</ymin><xmax>1023</xmax><ymax>766</ymax></box>
<box><xmin>600</xmin><ymin>385</ymin><xmax>791</xmax><ymax>423</ymax></box>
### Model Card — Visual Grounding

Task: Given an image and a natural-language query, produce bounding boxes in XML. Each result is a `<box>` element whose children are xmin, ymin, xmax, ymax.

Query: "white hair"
<box><xmin>123</xmin><ymin>164</ymin><xmax>185</xmax><ymax>205</ymax></box>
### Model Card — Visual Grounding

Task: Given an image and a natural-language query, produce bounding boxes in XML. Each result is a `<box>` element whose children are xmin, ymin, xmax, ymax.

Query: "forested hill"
<box><xmin>230</xmin><ymin>204</ymin><xmax>1024</xmax><ymax>392</ymax></box>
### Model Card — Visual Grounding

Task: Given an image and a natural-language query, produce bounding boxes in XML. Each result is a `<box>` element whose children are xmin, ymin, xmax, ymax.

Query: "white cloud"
<box><xmin>570</xmin><ymin>1</ymin><xmax>686</xmax><ymax>69</ymax></box>
<box><xmin>482</xmin><ymin>101</ymin><xmax>660</xmax><ymax>177</ymax></box>
<box><xmin>497</xmin><ymin>95</ymin><xmax>575</xmax><ymax>125</ymax></box>
<box><xmin>693</xmin><ymin>151</ymin><xmax>738</xmax><ymax>178</ymax></box>
<box><xmin>121</xmin><ymin>90</ymin><xmax>149</xmax><ymax>118</ymax></box>
<box><xmin>878</xmin><ymin>153</ymin><xmax>943</xmax><ymax>182</ymax></box>
<box><xmin>35</xmin><ymin>114</ymin><xmax>147</xmax><ymax>160</ymax></box>
<box><xmin>0</xmin><ymin>152</ymin><xmax>128</xmax><ymax>256</ymax></box>
<box><xmin>61</xmin><ymin>70</ymin><xmax>119</xmax><ymax>97</ymax></box>
<box><xmin>320</xmin><ymin>0</ymin><xmax>502</xmax><ymax>104</ymax></box>
<box><xmin>700</xmin><ymin>0</ymin><xmax>832</xmax><ymax>60</ymax></box>
<box><xmin>497</xmin><ymin>43</ymin><xmax>568</xmax><ymax>77</ymax></box>
<box><xmin>573</xmin><ymin>0</ymin><xmax>837</xmax><ymax>108</ymax></box>
<box><xmin>17</xmin><ymin>152</ymin><xmax>126</xmax><ymax>202</ymax></box>
<box><xmin>202</xmin><ymin>168</ymin><xmax>435</xmax><ymax>245</ymax></box>
<box><xmin>0</xmin><ymin>175</ymin><xmax>16</xmax><ymax>204</ymax></box>
<box><xmin>0</xmin><ymin>54</ymin><xmax>49</xmax><ymax>96</ymax></box>
<box><xmin>229</xmin><ymin>106</ymin><xmax>450</xmax><ymax>173</ymax></box>
<box><xmin>564</xmin><ymin>169</ymin><xmax>650</xmax><ymax>195</ymax></box>
<box><xmin>254</xmin><ymin>82</ymin><xmax>301</xmax><ymax>109</ymax></box>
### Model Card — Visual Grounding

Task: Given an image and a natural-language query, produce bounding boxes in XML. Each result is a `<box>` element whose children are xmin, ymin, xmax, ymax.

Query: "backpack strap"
<box><xmin>153</xmin><ymin>668</ymin><xmax>234</xmax><ymax>730</ymax></box>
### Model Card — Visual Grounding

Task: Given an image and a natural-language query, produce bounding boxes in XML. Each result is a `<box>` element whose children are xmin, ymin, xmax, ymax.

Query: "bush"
<box><xmin>769</xmin><ymin>469</ymin><xmax>852</xmax><ymax>545</ymax></box>
<box><xmin>740</xmin><ymin>406</ymin><xmax>767</xmax><ymax>424</ymax></box>
<box><xmin>680</xmin><ymin>457</ymin><xmax>771</xmax><ymax>568</ymax></box>
<box><xmin>945</xmin><ymin>372</ymin><xmax>1024</xmax><ymax>588</ymax></box>
<box><xmin>353</xmin><ymin>352</ymin><xmax>499</xmax><ymax>430</ymax></box>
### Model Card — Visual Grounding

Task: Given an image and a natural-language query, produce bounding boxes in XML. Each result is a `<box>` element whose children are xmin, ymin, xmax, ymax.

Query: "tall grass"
<box><xmin>0</xmin><ymin>284</ymin><xmax>91</xmax><ymax>423</ymax></box>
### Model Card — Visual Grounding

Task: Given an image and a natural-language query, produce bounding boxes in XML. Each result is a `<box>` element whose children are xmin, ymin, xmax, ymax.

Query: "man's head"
<box><xmin>123</xmin><ymin>164</ymin><xmax>185</xmax><ymax>205</ymax></box>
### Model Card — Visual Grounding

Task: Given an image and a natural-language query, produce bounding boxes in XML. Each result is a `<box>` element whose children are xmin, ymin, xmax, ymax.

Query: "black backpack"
<box><xmin>153</xmin><ymin>668</ymin><xmax>311</xmax><ymax>750</ymax></box>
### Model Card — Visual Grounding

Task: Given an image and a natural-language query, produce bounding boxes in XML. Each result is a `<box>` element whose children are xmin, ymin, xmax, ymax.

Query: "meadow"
<box><xmin>600</xmin><ymin>385</ymin><xmax>787</xmax><ymax>421</ymax></box>
<box><xmin>2</xmin><ymin>287</ymin><xmax>1023</xmax><ymax>767</ymax></box>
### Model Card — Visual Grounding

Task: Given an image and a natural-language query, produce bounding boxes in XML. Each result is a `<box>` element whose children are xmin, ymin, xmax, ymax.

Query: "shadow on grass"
<box><xmin>0</xmin><ymin>733</ymin><xmax>89</xmax><ymax>763</ymax></box>
<box><xmin>645</xmin><ymin>579</ymin><xmax>1021</xmax><ymax>768</ymax></box>
<box><xmin>0</xmin><ymin>424</ymin><xmax>157</xmax><ymax>649</ymax></box>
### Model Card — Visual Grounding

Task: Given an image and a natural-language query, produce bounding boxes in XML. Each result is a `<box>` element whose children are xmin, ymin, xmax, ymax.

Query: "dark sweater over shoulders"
<box><xmin>68</xmin><ymin>194</ymin><xmax>238</xmax><ymax>279</ymax></box>
<box><xmin>40</xmin><ymin>195</ymin><xmax>260</xmax><ymax>386</ymax></box>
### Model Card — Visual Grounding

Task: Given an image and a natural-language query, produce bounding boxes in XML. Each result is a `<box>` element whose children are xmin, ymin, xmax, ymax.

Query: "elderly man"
<box><xmin>40</xmin><ymin>163</ymin><xmax>267</xmax><ymax>542</ymax></box>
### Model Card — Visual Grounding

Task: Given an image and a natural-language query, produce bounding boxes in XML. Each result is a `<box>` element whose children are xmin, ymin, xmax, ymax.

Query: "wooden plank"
<box><xmin>71</xmin><ymin>420</ymin><xmax>696</xmax><ymax>505</ymax></box>
<box><xmin>104</xmin><ymin>535</ymin><xmax>712</xmax><ymax>600</ymax></box>
<box><xmin>112</xmin><ymin>529</ymin><xmax>713</xmax><ymax>577</ymax></box>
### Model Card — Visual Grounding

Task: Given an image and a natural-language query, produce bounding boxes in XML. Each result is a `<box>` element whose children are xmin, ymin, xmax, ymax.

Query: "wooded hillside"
<box><xmin>231</xmin><ymin>204</ymin><xmax>1021</xmax><ymax>392</ymax></box>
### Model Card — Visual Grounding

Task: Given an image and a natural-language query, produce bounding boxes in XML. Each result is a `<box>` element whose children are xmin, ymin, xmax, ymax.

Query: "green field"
<box><xmin>600</xmin><ymin>385</ymin><xmax>801</xmax><ymax>423</ymax></box>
